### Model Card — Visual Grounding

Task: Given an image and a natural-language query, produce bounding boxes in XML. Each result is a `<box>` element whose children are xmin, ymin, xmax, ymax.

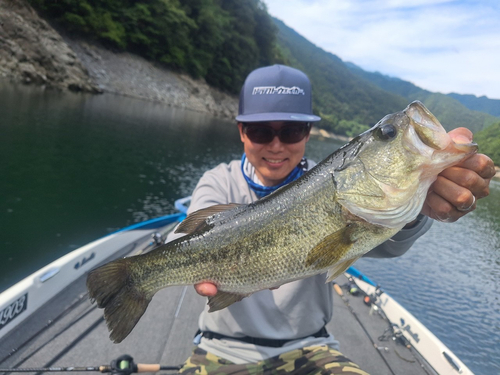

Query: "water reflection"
<box><xmin>1</xmin><ymin>82</ymin><xmax>242</xmax><ymax>290</ymax></box>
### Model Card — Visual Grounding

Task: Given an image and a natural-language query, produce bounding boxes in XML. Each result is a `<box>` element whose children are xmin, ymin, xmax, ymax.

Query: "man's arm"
<box><xmin>365</xmin><ymin>214</ymin><xmax>433</xmax><ymax>258</ymax></box>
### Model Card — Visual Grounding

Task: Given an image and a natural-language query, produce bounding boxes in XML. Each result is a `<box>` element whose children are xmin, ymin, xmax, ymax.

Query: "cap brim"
<box><xmin>236</xmin><ymin>112</ymin><xmax>321</xmax><ymax>123</ymax></box>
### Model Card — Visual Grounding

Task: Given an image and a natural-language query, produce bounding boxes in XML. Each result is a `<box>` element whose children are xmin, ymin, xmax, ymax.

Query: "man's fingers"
<box><xmin>454</xmin><ymin>153</ymin><xmax>496</xmax><ymax>178</ymax></box>
<box><xmin>448</xmin><ymin>127</ymin><xmax>473</xmax><ymax>144</ymax></box>
<box><xmin>423</xmin><ymin>190</ymin><xmax>457</xmax><ymax>222</ymax></box>
<box><xmin>195</xmin><ymin>283</ymin><xmax>218</xmax><ymax>297</ymax></box>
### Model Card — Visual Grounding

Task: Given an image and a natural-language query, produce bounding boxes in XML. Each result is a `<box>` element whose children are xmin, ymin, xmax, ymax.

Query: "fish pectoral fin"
<box><xmin>207</xmin><ymin>291</ymin><xmax>249</xmax><ymax>312</ymax></box>
<box><xmin>305</xmin><ymin>225</ymin><xmax>355</xmax><ymax>270</ymax></box>
<box><xmin>326</xmin><ymin>257</ymin><xmax>360</xmax><ymax>283</ymax></box>
<box><xmin>175</xmin><ymin>203</ymin><xmax>242</xmax><ymax>234</ymax></box>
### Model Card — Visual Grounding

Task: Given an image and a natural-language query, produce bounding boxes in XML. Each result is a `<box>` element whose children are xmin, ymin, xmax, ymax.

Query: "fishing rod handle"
<box><xmin>136</xmin><ymin>364</ymin><xmax>161</xmax><ymax>373</ymax></box>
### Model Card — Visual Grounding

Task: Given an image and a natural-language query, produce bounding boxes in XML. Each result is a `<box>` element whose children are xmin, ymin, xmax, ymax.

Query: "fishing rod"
<box><xmin>0</xmin><ymin>355</ymin><xmax>182</xmax><ymax>374</ymax></box>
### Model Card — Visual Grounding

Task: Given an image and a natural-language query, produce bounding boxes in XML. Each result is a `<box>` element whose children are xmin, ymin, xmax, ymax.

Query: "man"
<box><xmin>175</xmin><ymin>65</ymin><xmax>495</xmax><ymax>374</ymax></box>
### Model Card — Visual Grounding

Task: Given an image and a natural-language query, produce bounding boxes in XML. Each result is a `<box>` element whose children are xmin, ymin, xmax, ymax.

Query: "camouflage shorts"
<box><xmin>179</xmin><ymin>345</ymin><xmax>369</xmax><ymax>375</ymax></box>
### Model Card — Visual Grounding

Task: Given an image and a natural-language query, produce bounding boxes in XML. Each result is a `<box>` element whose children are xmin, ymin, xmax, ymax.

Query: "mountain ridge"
<box><xmin>343</xmin><ymin>61</ymin><xmax>499</xmax><ymax>133</ymax></box>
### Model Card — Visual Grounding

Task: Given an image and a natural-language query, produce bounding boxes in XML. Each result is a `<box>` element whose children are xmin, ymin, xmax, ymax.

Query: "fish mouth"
<box><xmin>405</xmin><ymin>101</ymin><xmax>477</xmax><ymax>154</ymax></box>
<box><xmin>405</xmin><ymin>101</ymin><xmax>449</xmax><ymax>150</ymax></box>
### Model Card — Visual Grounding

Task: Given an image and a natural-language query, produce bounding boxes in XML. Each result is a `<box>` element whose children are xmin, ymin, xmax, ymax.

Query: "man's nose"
<box><xmin>267</xmin><ymin>133</ymin><xmax>285</xmax><ymax>150</ymax></box>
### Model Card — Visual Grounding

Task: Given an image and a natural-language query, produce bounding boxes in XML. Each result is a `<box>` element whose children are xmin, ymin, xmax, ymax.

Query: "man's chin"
<box><xmin>259</xmin><ymin>171</ymin><xmax>289</xmax><ymax>187</ymax></box>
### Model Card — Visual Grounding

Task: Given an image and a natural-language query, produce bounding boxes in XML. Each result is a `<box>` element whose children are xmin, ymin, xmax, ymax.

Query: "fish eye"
<box><xmin>376</xmin><ymin>124</ymin><xmax>398</xmax><ymax>141</ymax></box>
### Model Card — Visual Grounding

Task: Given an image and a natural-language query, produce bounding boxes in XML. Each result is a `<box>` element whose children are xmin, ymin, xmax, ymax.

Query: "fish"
<box><xmin>86</xmin><ymin>101</ymin><xmax>477</xmax><ymax>343</ymax></box>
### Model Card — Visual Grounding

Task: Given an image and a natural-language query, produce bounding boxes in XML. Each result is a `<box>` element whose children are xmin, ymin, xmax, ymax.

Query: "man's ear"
<box><xmin>237</xmin><ymin>123</ymin><xmax>245</xmax><ymax>143</ymax></box>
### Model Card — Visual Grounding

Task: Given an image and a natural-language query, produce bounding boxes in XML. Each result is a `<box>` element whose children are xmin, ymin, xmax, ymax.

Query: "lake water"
<box><xmin>1</xmin><ymin>81</ymin><xmax>499</xmax><ymax>374</ymax></box>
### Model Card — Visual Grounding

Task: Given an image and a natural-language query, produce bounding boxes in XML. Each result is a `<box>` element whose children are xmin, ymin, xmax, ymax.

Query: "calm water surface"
<box><xmin>1</xmin><ymin>81</ymin><xmax>499</xmax><ymax>374</ymax></box>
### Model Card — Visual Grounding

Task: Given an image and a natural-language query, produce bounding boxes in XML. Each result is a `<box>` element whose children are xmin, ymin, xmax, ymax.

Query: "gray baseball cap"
<box><xmin>235</xmin><ymin>65</ymin><xmax>321</xmax><ymax>123</ymax></box>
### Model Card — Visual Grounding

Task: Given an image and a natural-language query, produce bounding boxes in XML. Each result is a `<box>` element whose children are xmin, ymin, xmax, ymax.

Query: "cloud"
<box><xmin>264</xmin><ymin>0</ymin><xmax>500</xmax><ymax>99</ymax></box>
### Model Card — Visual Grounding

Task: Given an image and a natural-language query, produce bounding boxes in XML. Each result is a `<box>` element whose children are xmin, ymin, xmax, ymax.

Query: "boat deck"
<box><xmin>0</xmin><ymin>266</ymin><xmax>434</xmax><ymax>375</ymax></box>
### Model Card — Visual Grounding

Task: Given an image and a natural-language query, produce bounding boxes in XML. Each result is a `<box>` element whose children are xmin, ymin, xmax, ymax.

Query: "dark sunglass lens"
<box><xmin>280</xmin><ymin>125</ymin><xmax>308</xmax><ymax>143</ymax></box>
<box><xmin>245</xmin><ymin>126</ymin><xmax>274</xmax><ymax>143</ymax></box>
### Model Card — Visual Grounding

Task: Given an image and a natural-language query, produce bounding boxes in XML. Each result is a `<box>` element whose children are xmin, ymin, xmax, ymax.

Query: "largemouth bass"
<box><xmin>87</xmin><ymin>101</ymin><xmax>477</xmax><ymax>343</ymax></box>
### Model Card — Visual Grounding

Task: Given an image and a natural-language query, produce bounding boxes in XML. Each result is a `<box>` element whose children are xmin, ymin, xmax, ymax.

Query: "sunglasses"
<box><xmin>242</xmin><ymin>122</ymin><xmax>311</xmax><ymax>144</ymax></box>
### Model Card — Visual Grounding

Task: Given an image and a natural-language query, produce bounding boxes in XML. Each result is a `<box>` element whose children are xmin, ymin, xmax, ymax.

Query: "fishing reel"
<box><xmin>105</xmin><ymin>355</ymin><xmax>138</xmax><ymax>374</ymax></box>
<box><xmin>345</xmin><ymin>277</ymin><xmax>360</xmax><ymax>296</ymax></box>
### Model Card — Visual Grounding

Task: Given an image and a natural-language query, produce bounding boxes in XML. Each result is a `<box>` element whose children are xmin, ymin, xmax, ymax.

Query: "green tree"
<box><xmin>474</xmin><ymin>122</ymin><xmax>500</xmax><ymax>166</ymax></box>
<box><xmin>204</xmin><ymin>0</ymin><xmax>278</xmax><ymax>93</ymax></box>
<box><xmin>27</xmin><ymin>0</ymin><xmax>278</xmax><ymax>91</ymax></box>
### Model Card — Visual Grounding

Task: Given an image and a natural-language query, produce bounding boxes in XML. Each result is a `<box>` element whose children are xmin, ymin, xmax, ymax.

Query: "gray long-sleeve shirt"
<box><xmin>168</xmin><ymin>159</ymin><xmax>433</xmax><ymax>363</ymax></box>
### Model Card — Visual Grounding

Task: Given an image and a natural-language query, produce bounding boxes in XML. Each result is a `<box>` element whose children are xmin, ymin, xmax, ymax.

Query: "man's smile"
<box><xmin>263</xmin><ymin>157</ymin><xmax>287</xmax><ymax>164</ymax></box>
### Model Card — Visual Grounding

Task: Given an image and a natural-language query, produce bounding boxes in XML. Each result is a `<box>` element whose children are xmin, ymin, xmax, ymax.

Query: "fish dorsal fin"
<box><xmin>207</xmin><ymin>291</ymin><xmax>249</xmax><ymax>312</ymax></box>
<box><xmin>325</xmin><ymin>257</ymin><xmax>360</xmax><ymax>283</ymax></box>
<box><xmin>175</xmin><ymin>203</ymin><xmax>242</xmax><ymax>234</ymax></box>
<box><xmin>305</xmin><ymin>225</ymin><xmax>356</xmax><ymax>270</ymax></box>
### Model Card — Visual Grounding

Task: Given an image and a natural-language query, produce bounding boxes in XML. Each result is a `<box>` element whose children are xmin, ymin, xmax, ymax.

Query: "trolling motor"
<box><xmin>0</xmin><ymin>354</ymin><xmax>181</xmax><ymax>374</ymax></box>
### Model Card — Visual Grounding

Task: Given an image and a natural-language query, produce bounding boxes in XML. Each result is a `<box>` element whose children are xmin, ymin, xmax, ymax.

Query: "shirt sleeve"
<box><xmin>187</xmin><ymin>168</ymin><xmax>231</xmax><ymax>213</ymax></box>
<box><xmin>364</xmin><ymin>215</ymin><xmax>434</xmax><ymax>258</ymax></box>
<box><xmin>165</xmin><ymin>165</ymin><xmax>231</xmax><ymax>243</ymax></box>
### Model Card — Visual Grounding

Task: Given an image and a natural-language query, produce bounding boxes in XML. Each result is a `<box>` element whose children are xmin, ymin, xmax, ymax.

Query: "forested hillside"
<box><xmin>345</xmin><ymin>63</ymin><xmax>498</xmax><ymax>133</ymax></box>
<box><xmin>273</xmin><ymin>19</ymin><xmax>408</xmax><ymax>136</ymax></box>
<box><xmin>447</xmin><ymin>93</ymin><xmax>500</xmax><ymax>118</ymax></box>
<box><xmin>27</xmin><ymin>0</ymin><xmax>279</xmax><ymax>93</ymax></box>
<box><xmin>474</xmin><ymin>122</ymin><xmax>500</xmax><ymax>165</ymax></box>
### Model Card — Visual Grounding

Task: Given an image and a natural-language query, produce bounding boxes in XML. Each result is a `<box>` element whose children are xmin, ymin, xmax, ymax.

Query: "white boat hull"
<box><xmin>347</xmin><ymin>271</ymin><xmax>474</xmax><ymax>375</ymax></box>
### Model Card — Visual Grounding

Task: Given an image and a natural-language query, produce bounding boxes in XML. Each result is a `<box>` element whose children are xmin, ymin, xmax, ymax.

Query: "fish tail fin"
<box><xmin>86</xmin><ymin>258</ymin><xmax>151</xmax><ymax>343</ymax></box>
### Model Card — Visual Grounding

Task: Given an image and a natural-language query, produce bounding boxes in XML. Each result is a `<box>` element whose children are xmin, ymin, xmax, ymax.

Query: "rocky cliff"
<box><xmin>0</xmin><ymin>0</ymin><xmax>98</xmax><ymax>92</ymax></box>
<box><xmin>0</xmin><ymin>0</ymin><xmax>238</xmax><ymax>119</ymax></box>
<box><xmin>66</xmin><ymin>40</ymin><xmax>238</xmax><ymax>119</ymax></box>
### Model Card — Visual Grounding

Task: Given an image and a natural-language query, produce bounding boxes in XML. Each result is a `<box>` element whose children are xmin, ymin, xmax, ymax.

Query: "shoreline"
<box><xmin>65</xmin><ymin>39</ymin><xmax>239</xmax><ymax>120</ymax></box>
<box><xmin>309</xmin><ymin>127</ymin><xmax>351</xmax><ymax>143</ymax></box>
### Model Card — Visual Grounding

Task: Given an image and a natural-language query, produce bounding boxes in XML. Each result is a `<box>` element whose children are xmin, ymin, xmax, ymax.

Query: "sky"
<box><xmin>263</xmin><ymin>0</ymin><xmax>500</xmax><ymax>100</ymax></box>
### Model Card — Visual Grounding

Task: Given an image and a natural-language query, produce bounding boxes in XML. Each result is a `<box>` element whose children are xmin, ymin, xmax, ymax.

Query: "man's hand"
<box><xmin>421</xmin><ymin>128</ymin><xmax>495</xmax><ymax>222</ymax></box>
<box><xmin>194</xmin><ymin>283</ymin><xmax>280</xmax><ymax>297</ymax></box>
<box><xmin>194</xmin><ymin>282</ymin><xmax>218</xmax><ymax>297</ymax></box>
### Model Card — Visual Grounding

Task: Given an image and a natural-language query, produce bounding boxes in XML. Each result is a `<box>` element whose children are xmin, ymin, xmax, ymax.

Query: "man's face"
<box><xmin>238</xmin><ymin>121</ymin><xmax>310</xmax><ymax>187</ymax></box>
